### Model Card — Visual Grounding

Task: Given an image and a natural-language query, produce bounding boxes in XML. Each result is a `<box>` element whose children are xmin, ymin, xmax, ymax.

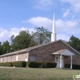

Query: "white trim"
<box><xmin>0</xmin><ymin>58</ymin><xmax>1</xmax><ymax>62</ymax></box>
<box><xmin>52</xmin><ymin>49</ymin><xmax>75</xmax><ymax>56</ymax></box>
<box><xmin>25</xmin><ymin>52</ymin><xmax>29</xmax><ymax>62</ymax></box>
<box><xmin>55</xmin><ymin>55</ymin><xmax>60</xmax><ymax>68</ymax></box>
<box><xmin>61</xmin><ymin>49</ymin><xmax>74</xmax><ymax>56</ymax></box>
<box><xmin>1</xmin><ymin>58</ymin><xmax>2</xmax><ymax>62</ymax></box>
<box><xmin>70</xmin><ymin>55</ymin><xmax>72</xmax><ymax>69</ymax></box>
<box><xmin>60</xmin><ymin>55</ymin><xmax>62</xmax><ymax>68</ymax></box>
<box><xmin>16</xmin><ymin>54</ymin><xmax>18</xmax><ymax>61</ymax></box>
<box><xmin>0</xmin><ymin>40</ymin><xmax>80</xmax><ymax>58</ymax></box>
<box><xmin>62</xmin><ymin>40</ymin><xmax>80</xmax><ymax>55</ymax></box>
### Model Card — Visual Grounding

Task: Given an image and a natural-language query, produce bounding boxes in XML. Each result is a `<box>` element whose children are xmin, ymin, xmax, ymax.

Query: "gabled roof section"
<box><xmin>52</xmin><ymin>49</ymin><xmax>75</xmax><ymax>56</ymax></box>
<box><xmin>0</xmin><ymin>39</ymin><xmax>80</xmax><ymax>57</ymax></box>
<box><xmin>61</xmin><ymin>40</ymin><xmax>80</xmax><ymax>55</ymax></box>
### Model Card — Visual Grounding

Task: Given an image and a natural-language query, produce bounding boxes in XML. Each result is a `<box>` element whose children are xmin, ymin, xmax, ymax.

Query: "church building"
<box><xmin>0</xmin><ymin>14</ymin><xmax>80</xmax><ymax>68</ymax></box>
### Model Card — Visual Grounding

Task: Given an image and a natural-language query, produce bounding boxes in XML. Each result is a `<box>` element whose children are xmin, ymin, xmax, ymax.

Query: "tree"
<box><xmin>68</xmin><ymin>35</ymin><xmax>80</xmax><ymax>52</ymax></box>
<box><xmin>0</xmin><ymin>42</ymin><xmax>4</xmax><ymax>55</ymax></box>
<box><xmin>11</xmin><ymin>30</ymin><xmax>37</xmax><ymax>51</ymax></box>
<box><xmin>2</xmin><ymin>41</ymin><xmax>11</xmax><ymax>54</ymax></box>
<box><xmin>32</xmin><ymin>26</ymin><xmax>51</xmax><ymax>44</ymax></box>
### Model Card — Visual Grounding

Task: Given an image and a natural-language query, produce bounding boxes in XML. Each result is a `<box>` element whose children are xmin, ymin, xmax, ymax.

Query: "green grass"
<box><xmin>0</xmin><ymin>67</ymin><xmax>80</xmax><ymax>80</ymax></box>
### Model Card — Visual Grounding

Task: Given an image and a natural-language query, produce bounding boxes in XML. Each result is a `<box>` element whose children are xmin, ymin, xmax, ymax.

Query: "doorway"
<box><xmin>55</xmin><ymin>56</ymin><xmax>60</xmax><ymax>68</ymax></box>
<box><xmin>55</xmin><ymin>55</ymin><xmax>64</xmax><ymax>68</ymax></box>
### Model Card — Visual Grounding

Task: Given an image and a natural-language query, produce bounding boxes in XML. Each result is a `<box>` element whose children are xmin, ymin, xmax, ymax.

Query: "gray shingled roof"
<box><xmin>0</xmin><ymin>39</ymin><xmax>80</xmax><ymax>57</ymax></box>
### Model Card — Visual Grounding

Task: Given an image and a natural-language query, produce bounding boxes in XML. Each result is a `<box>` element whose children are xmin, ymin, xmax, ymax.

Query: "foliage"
<box><xmin>43</xmin><ymin>62</ymin><xmax>57</xmax><ymax>68</ymax></box>
<box><xmin>2</xmin><ymin>41</ymin><xmax>11</xmax><ymax>54</ymax></box>
<box><xmin>28</xmin><ymin>61</ymin><xmax>42</xmax><ymax>68</ymax></box>
<box><xmin>0</xmin><ymin>27</ymin><xmax>51</xmax><ymax>54</ymax></box>
<box><xmin>64</xmin><ymin>64</ymin><xmax>80</xmax><ymax>69</ymax></box>
<box><xmin>64</xmin><ymin>64</ymin><xmax>70</xmax><ymax>68</ymax></box>
<box><xmin>12</xmin><ymin>61</ymin><xmax>27</xmax><ymax>67</ymax></box>
<box><xmin>0</xmin><ymin>42</ymin><xmax>3</xmax><ymax>55</ymax></box>
<box><xmin>11</xmin><ymin>30</ymin><xmax>37</xmax><ymax>51</ymax></box>
<box><xmin>72</xmin><ymin>64</ymin><xmax>80</xmax><ymax>69</ymax></box>
<box><xmin>32</xmin><ymin>26</ymin><xmax>51</xmax><ymax>44</ymax></box>
<box><xmin>0</xmin><ymin>41</ymin><xmax>11</xmax><ymax>55</ymax></box>
<box><xmin>68</xmin><ymin>35</ymin><xmax>80</xmax><ymax>52</ymax></box>
<box><xmin>0</xmin><ymin>61</ymin><xmax>26</xmax><ymax>67</ymax></box>
<box><xmin>10</xmin><ymin>27</ymin><xmax>51</xmax><ymax>51</ymax></box>
<box><xmin>0</xmin><ymin>62</ymin><xmax>12</xmax><ymax>67</ymax></box>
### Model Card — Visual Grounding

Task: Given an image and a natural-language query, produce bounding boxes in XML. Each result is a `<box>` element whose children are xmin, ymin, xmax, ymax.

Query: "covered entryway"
<box><xmin>55</xmin><ymin>55</ymin><xmax>64</xmax><ymax>68</ymax></box>
<box><xmin>52</xmin><ymin>49</ymin><xmax>75</xmax><ymax>69</ymax></box>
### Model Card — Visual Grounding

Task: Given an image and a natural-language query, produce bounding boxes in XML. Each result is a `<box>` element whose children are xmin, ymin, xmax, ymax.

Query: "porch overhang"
<box><xmin>52</xmin><ymin>49</ymin><xmax>75</xmax><ymax>69</ymax></box>
<box><xmin>52</xmin><ymin>49</ymin><xmax>75</xmax><ymax>56</ymax></box>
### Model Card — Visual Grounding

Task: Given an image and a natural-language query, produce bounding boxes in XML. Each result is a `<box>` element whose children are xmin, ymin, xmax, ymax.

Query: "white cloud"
<box><xmin>56</xmin><ymin>19</ymin><xmax>78</xmax><ymax>31</ymax></box>
<box><xmin>61</xmin><ymin>0</ymin><xmax>80</xmax><ymax>12</ymax></box>
<box><xmin>0</xmin><ymin>27</ymin><xmax>35</xmax><ymax>43</ymax></box>
<box><xmin>0</xmin><ymin>16</ymin><xmax>79</xmax><ymax>42</ymax></box>
<box><xmin>62</xmin><ymin>9</ymin><xmax>70</xmax><ymax>17</ymax></box>
<box><xmin>27</xmin><ymin>16</ymin><xmax>79</xmax><ymax>31</ymax></box>
<box><xmin>27</xmin><ymin>16</ymin><xmax>80</xmax><ymax>41</ymax></box>
<box><xmin>33</xmin><ymin>0</ymin><xmax>55</xmax><ymax>10</ymax></box>
<box><xmin>0</xmin><ymin>28</ymin><xmax>9</xmax><ymax>42</ymax></box>
<box><xmin>27</xmin><ymin>17</ymin><xmax>52</xmax><ymax>30</ymax></box>
<box><xmin>10</xmin><ymin>27</ymin><xmax>35</xmax><ymax>37</ymax></box>
<box><xmin>66</xmin><ymin>27</ymin><xmax>80</xmax><ymax>34</ymax></box>
<box><xmin>57</xmin><ymin>34</ymin><xmax>70</xmax><ymax>41</ymax></box>
<box><xmin>27</xmin><ymin>17</ymin><xmax>78</xmax><ymax>32</ymax></box>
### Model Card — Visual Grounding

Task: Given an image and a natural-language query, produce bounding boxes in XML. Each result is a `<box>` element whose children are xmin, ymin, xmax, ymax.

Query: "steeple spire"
<box><xmin>51</xmin><ymin>13</ymin><xmax>56</xmax><ymax>42</ymax></box>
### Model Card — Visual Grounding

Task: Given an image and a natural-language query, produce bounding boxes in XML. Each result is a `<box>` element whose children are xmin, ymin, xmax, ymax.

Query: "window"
<box><xmin>30</xmin><ymin>56</ymin><xmax>35</xmax><ymax>61</ymax></box>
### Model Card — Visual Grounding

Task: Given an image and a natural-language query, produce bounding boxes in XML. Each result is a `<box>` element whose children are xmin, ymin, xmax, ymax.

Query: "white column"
<box><xmin>16</xmin><ymin>54</ymin><xmax>18</xmax><ymax>61</ymax></box>
<box><xmin>1</xmin><ymin>58</ymin><xmax>2</xmax><ymax>62</ymax></box>
<box><xmin>70</xmin><ymin>55</ymin><xmax>72</xmax><ymax>69</ymax></box>
<box><xmin>25</xmin><ymin>52</ymin><xmax>29</xmax><ymax>62</ymax></box>
<box><xmin>60</xmin><ymin>55</ymin><xmax>62</xmax><ymax>68</ymax></box>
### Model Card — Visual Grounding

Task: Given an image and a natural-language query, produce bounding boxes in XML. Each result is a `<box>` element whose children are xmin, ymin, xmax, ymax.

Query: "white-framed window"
<box><xmin>30</xmin><ymin>56</ymin><xmax>35</xmax><ymax>61</ymax></box>
<box><xmin>55</xmin><ymin>56</ymin><xmax>58</xmax><ymax>62</ymax></box>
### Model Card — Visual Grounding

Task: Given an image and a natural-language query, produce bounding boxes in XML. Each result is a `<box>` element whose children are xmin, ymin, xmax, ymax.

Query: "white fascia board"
<box><xmin>60</xmin><ymin>49</ymin><xmax>75</xmax><ymax>56</ymax></box>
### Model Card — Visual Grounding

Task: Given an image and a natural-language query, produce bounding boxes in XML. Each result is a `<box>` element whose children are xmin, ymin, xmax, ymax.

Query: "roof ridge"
<box><xmin>0</xmin><ymin>39</ymin><xmax>80</xmax><ymax>57</ymax></box>
<box><xmin>61</xmin><ymin>40</ymin><xmax>80</xmax><ymax>55</ymax></box>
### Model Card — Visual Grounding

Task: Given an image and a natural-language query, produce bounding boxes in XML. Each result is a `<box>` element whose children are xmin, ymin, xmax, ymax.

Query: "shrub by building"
<box><xmin>43</xmin><ymin>62</ymin><xmax>57</xmax><ymax>68</ymax></box>
<box><xmin>28</xmin><ymin>61</ymin><xmax>42</xmax><ymax>68</ymax></box>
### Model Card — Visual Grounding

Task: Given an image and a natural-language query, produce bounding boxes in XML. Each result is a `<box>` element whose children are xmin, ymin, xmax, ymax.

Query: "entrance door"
<box><xmin>55</xmin><ymin>56</ymin><xmax>60</xmax><ymax>68</ymax></box>
<box><xmin>55</xmin><ymin>55</ymin><xmax>64</xmax><ymax>68</ymax></box>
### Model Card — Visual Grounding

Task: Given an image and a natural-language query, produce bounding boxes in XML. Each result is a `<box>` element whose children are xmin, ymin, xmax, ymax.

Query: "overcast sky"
<box><xmin>0</xmin><ymin>0</ymin><xmax>80</xmax><ymax>42</ymax></box>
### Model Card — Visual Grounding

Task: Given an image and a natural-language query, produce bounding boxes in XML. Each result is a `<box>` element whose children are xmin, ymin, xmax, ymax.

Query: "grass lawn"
<box><xmin>0</xmin><ymin>67</ymin><xmax>80</xmax><ymax>80</ymax></box>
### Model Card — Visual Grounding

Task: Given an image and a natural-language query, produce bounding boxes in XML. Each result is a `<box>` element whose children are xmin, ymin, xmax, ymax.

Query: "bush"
<box><xmin>64</xmin><ymin>64</ymin><xmax>70</xmax><ymax>68</ymax></box>
<box><xmin>64</xmin><ymin>64</ymin><xmax>80</xmax><ymax>69</ymax></box>
<box><xmin>12</xmin><ymin>61</ymin><xmax>27</xmax><ymax>67</ymax></box>
<box><xmin>43</xmin><ymin>62</ymin><xmax>57</xmax><ymax>68</ymax></box>
<box><xmin>0</xmin><ymin>62</ymin><xmax>12</xmax><ymax>67</ymax></box>
<box><xmin>72</xmin><ymin>64</ymin><xmax>80</xmax><ymax>69</ymax></box>
<box><xmin>28</xmin><ymin>61</ymin><xmax>42</xmax><ymax>68</ymax></box>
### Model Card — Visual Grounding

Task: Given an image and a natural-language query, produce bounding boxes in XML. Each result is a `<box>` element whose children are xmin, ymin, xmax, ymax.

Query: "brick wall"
<box><xmin>29</xmin><ymin>40</ymin><xmax>80</xmax><ymax>65</ymax></box>
<box><xmin>18</xmin><ymin>52</ymin><xmax>28</xmax><ymax>61</ymax></box>
<box><xmin>0</xmin><ymin>52</ymin><xmax>28</xmax><ymax>62</ymax></box>
<box><xmin>0</xmin><ymin>40</ymin><xmax>80</xmax><ymax>66</ymax></box>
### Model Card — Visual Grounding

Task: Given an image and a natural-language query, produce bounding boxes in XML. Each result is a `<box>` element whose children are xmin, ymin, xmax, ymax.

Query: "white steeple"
<box><xmin>51</xmin><ymin>13</ymin><xmax>56</xmax><ymax>42</ymax></box>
